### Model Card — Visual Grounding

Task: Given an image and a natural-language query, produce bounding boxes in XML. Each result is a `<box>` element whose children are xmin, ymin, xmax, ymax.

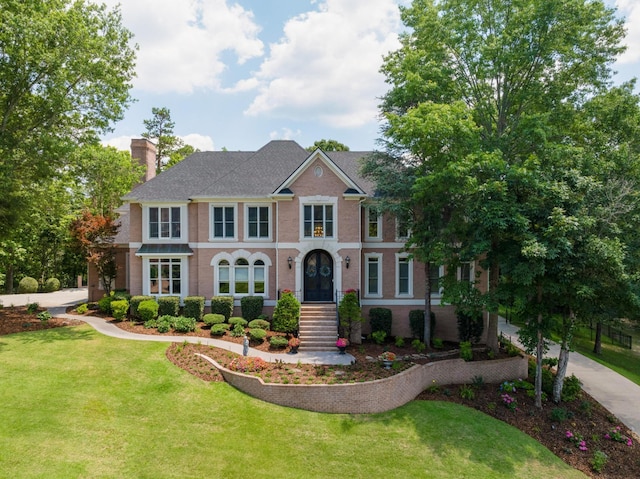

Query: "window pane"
<box><xmin>214</xmin><ymin>208</ymin><xmax>222</xmax><ymax>222</ymax></box>
<box><xmin>259</xmin><ymin>222</ymin><xmax>269</xmax><ymax>237</ymax></box>
<box><xmin>235</xmin><ymin>267</ymin><xmax>249</xmax><ymax>281</ymax></box>
<box><xmin>161</xmin><ymin>208</ymin><xmax>169</xmax><ymax>222</ymax></box>
<box><xmin>249</xmin><ymin>223</ymin><xmax>257</xmax><ymax>237</ymax></box>
<box><xmin>399</xmin><ymin>260</ymin><xmax>409</xmax><ymax>294</ymax></box>
<box><xmin>219</xmin><ymin>266</ymin><xmax>229</xmax><ymax>281</ymax></box>
<box><xmin>259</xmin><ymin>207</ymin><xmax>268</xmax><ymax>221</ymax></box>
<box><xmin>429</xmin><ymin>263</ymin><xmax>440</xmax><ymax>294</ymax></box>
<box><xmin>304</xmin><ymin>205</ymin><xmax>312</xmax><ymax>237</ymax></box>
<box><xmin>461</xmin><ymin>263</ymin><xmax>471</xmax><ymax>282</ymax></box>
<box><xmin>150</xmin><ymin>208</ymin><xmax>158</xmax><ymax>223</ymax></box>
<box><xmin>248</xmin><ymin>207</ymin><xmax>257</xmax><ymax>222</ymax></box>
<box><xmin>368</xmin><ymin>259</ymin><xmax>379</xmax><ymax>294</ymax></box>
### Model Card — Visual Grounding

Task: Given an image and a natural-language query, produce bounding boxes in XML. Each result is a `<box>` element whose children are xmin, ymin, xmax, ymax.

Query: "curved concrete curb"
<box><xmin>48</xmin><ymin>307</ymin><xmax>355</xmax><ymax>366</ymax></box>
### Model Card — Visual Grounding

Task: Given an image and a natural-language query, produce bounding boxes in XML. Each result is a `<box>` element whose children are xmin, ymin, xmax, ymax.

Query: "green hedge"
<box><xmin>111</xmin><ymin>299</ymin><xmax>129</xmax><ymax>321</ymax></box>
<box><xmin>158</xmin><ymin>296</ymin><xmax>180</xmax><ymax>317</ymax></box>
<box><xmin>272</xmin><ymin>292</ymin><xmax>300</xmax><ymax>334</ymax></box>
<box><xmin>211</xmin><ymin>296</ymin><xmax>234</xmax><ymax>320</ymax></box>
<box><xmin>247</xmin><ymin>319</ymin><xmax>270</xmax><ymax>330</ymax></box>
<box><xmin>369</xmin><ymin>308</ymin><xmax>392</xmax><ymax>337</ymax></box>
<box><xmin>183</xmin><ymin>296</ymin><xmax>205</xmax><ymax>321</ymax></box>
<box><xmin>138</xmin><ymin>299</ymin><xmax>159</xmax><ymax>322</ymax></box>
<box><xmin>248</xmin><ymin>328</ymin><xmax>267</xmax><ymax>342</ymax></box>
<box><xmin>210</xmin><ymin>323</ymin><xmax>231</xmax><ymax>336</ymax></box>
<box><xmin>229</xmin><ymin>317</ymin><xmax>248</xmax><ymax>327</ymax></box>
<box><xmin>269</xmin><ymin>336</ymin><xmax>288</xmax><ymax>349</ymax></box>
<box><xmin>241</xmin><ymin>296</ymin><xmax>264</xmax><ymax>321</ymax></box>
<box><xmin>130</xmin><ymin>296</ymin><xmax>154</xmax><ymax>319</ymax></box>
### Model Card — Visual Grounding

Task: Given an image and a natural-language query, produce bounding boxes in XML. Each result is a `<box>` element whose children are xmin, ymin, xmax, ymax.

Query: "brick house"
<box><xmin>90</xmin><ymin>138</ymin><xmax>488</xmax><ymax>348</ymax></box>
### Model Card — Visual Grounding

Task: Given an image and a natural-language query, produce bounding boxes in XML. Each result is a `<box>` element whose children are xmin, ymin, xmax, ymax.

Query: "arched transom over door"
<box><xmin>303</xmin><ymin>250</ymin><xmax>333</xmax><ymax>302</ymax></box>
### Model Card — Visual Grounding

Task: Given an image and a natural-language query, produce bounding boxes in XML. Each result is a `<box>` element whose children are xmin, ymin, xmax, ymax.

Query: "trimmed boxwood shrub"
<box><xmin>172</xmin><ymin>315</ymin><xmax>196</xmax><ymax>333</ymax></box>
<box><xmin>130</xmin><ymin>296</ymin><xmax>154</xmax><ymax>319</ymax></box>
<box><xmin>18</xmin><ymin>276</ymin><xmax>39</xmax><ymax>294</ymax></box>
<box><xmin>44</xmin><ymin>277</ymin><xmax>60</xmax><ymax>292</ymax></box>
<box><xmin>369</xmin><ymin>307</ymin><xmax>392</xmax><ymax>337</ymax></box>
<box><xmin>409</xmin><ymin>309</ymin><xmax>436</xmax><ymax>340</ymax></box>
<box><xmin>229</xmin><ymin>316</ymin><xmax>248</xmax><ymax>327</ymax></box>
<box><xmin>248</xmin><ymin>328</ymin><xmax>267</xmax><ymax>342</ymax></box>
<box><xmin>183</xmin><ymin>296</ymin><xmax>205</xmax><ymax>321</ymax></box>
<box><xmin>210</xmin><ymin>323</ymin><xmax>231</xmax><ymax>336</ymax></box>
<box><xmin>138</xmin><ymin>299</ymin><xmax>159</xmax><ymax>322</ymax></box>
<box><xmin>211</xmin><ymin>296</ymin><xmax>234</xmax><ymax>320</ymax></box>
<box><xmin>247</xmin><ymin>319</ymin><xmax>270</xmax><ymax>330</ymax></box>
<box><xmin>269</xmin><ymin>336</ymin><xmax>288</xmax><ymax>349</ymax></box>
<box><xmin>111</xmin><ymin>299</ymin><xmax>129</xmax><ymax>321</ymax></box>
<box><xmin>158</xmin><ymin>296</ymin><xmax>180</xmax><ymax>317</ymax></box>
<box><xmin>98</xmin><ymin>294</ymin><xmax>114</xmax><ymax>314</ymax></box>
<box><xmin>203</xmin><ymin>313</ymin><xmax>226</xmax><ymax>327</ymax></box>
<box><xmin>241</xmin><ymin>296</ymin><xmax>264</xmax><ymax>321</ymax></box>
<box><xmin>157</xmin><ymin>315</ymin><xmax>171</xmax><ymax>333</ymax></box>
<box><xmin>272</xmin><ymin>292</ymin><xmax>300</xmax><ymax>334</ymax></box>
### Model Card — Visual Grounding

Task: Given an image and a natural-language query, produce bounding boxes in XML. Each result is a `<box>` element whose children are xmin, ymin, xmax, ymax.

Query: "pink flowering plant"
<box><xmin>605</xmin><ymin>426</ymin><xmax>633</xmax><ymax>447</ymax></box>
<box><xmin>500</xmin><ymin>393</ymin><xmax>518</xmax><ymax>411</ymax></box>
<box><xmin>228</xmin><ymin>356</ymin><xmax>268</xmax><ymax>373</ymax></box>
<box><xmin>566</xmin><ymin>430</ymin><xmax>588</xmax><ymax>451</ymax></box>
<box><xmin>336</xmin><ymin>338</ymin><xmax>348</xmax><ymax>348</ymax></box>
<box><xmin>288</xmin><ymin>337</ymin><xmax>300</xmax><ymax>347</ymax></box>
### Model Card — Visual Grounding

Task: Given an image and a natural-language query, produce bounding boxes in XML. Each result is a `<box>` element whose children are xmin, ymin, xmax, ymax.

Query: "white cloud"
<box><xmin>244</xmin><ymin>0</ymin><xmax>402</xmax><ymax>128</ymax></box>
<box><xmin>98</xmin><ymin>0</ymin><xmax>264</xmax><ymax>94</ymax></box>
<box><xmin>616</xmin><ymin>0</ymin><xmax>640</xmax><ymax>64</ymax></box>
<box><xmin>269</xmin><ymin>128</ymin><xmax>302</xmax><ymax>141</ymax></box>
<box><xmin>102</xmin><ymin>133</ymin><xmax>215</xmax><ymax>152</ymax></box>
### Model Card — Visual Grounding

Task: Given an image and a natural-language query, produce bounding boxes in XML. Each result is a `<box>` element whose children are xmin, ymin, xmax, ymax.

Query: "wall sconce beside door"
<box><xmin>287</xmin><ymin>256</ymin><xmax>293</xmax><ymax>269</ymax></box>
<box><xmin>345</xmin><ymin>256</ymin><xmax>350</xmax><ymax>269</ymax></box>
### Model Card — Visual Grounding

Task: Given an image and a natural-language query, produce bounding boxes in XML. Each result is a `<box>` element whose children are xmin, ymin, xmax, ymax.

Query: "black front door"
<box><xmin>304</xmin><ymin>250</ymin><xmax>333</xmax><ymax>302</ymax></box>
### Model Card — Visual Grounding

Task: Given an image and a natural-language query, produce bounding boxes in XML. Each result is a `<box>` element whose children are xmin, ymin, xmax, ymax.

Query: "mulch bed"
<box><xmin>2</xmin><ymin>305</ymin><xmax>639</xmax><ymax>478</ymax></box>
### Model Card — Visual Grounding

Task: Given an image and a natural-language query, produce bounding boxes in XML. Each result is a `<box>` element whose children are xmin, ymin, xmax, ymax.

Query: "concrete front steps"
<box><xmin>298</xmin><ymin>303</ymin><xmax>338</xmax><ymax>352</ymax></box>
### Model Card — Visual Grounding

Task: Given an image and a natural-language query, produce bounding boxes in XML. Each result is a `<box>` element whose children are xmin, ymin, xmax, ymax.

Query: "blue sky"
<box><xmin>100</xmin><ymin>0</ymin><xmax>640</xmax><ymax>153</ymax></box>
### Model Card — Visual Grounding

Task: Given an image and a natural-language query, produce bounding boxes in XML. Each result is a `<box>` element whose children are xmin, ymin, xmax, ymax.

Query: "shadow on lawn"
<box><xmin>13</xmin><ymin>325</ymin><xmax>94</xmax><ymax>344</ymax></box>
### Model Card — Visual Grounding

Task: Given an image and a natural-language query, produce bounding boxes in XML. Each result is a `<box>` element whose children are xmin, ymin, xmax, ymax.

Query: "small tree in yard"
<box><xmin>338</xmin><ymin>290</ymin><xmax>362</xmax><ymax>344</ymax></box>
<box><xmin>70</xmin><ymin>210</ymin><xmax>118</xmax><ymax>295</ymax></box>
<box><xmin>272</xmin><ymin>291</ymin><xmax>300</xmax><ymax>335</ymax></box>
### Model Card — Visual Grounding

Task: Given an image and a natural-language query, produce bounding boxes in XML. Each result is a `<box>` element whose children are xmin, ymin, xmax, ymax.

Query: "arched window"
<box><xmin>214</xmin><ymin>256</ymin><xmax>269</xmax><ymax>296</ymax></box>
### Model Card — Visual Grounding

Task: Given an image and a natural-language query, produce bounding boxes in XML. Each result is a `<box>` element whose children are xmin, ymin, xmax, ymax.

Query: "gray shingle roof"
<box><xmin>123</xmin><ymin>140</ymin><xmax>374</xmax><ymax>202</ymax></box>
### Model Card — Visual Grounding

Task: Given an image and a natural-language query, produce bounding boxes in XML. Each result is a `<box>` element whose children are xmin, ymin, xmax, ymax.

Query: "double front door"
<box><xmin>303</xmin><ymin>250</ymin><xmax>333</xmax><ymax>302</ymax></box>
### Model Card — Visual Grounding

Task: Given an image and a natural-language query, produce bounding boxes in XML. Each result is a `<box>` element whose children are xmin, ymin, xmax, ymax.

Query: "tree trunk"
<box><xmin>593</xmin><ymin>320</ymin><xmax>602</xmax><ymax>354</ymax></box>
<box><xmin>423</xmin><ymin>262</ymin><xmax>432</xmax><ymax>350</ymax></box>
<box><xmin>486</xmin><ymin>256</ymin><xmax>500</xmax><ymax>352</ymax></box>
<box><xmin>534</xmin><ymin>285</ymin><xmax>544</xmax><ymax>409</ymax></box>
<box><xmin>553</xmin><ymin>312</ymin><xmax>574</xmax><ymax>403</ymax></box>
<box><xmin>5</xmin><ymin>263</ymin><xmax>14</xmax><ymax>294</ymax></box>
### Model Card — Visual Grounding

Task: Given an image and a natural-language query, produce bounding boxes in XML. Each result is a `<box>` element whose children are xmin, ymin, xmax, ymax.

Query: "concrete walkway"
<box><xmin>499</xmin><ymin>316</ymin><xmax>640</xmax><ymax>435</ymax></box>
<box><xmin>0</xmin><ymin>288</ymin><xmax>354</xmax><ymax>366</ymax></box>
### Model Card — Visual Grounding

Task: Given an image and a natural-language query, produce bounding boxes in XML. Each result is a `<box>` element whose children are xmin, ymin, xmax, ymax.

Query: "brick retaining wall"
<box><xmin>197</xmin><ymin>354</ymin><xmax>528</xmax><ymax>414</ymax></box>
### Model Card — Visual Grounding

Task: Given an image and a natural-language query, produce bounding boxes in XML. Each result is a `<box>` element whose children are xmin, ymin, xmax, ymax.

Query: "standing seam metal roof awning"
<box><xmin>135</xmin><ymin>244</ymin><xmax>194</xmax><ymax>256</ymax></box>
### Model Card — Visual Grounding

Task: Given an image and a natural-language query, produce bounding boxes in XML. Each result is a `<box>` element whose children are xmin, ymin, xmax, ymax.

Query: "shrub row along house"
<box><xmin>90</xmin><ymin>139</ymin><xmax>488</xmax><ymax>349</ymax></box>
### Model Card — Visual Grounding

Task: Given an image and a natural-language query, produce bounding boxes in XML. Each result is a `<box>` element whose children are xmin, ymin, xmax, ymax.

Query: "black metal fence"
<box><xmin>606</xmin><ymin>325</ymin><xmax>632</xmax><ymax>349</ymax></box>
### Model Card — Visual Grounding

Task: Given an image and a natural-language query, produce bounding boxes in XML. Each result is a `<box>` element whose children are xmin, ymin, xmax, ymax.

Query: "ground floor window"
<box><xmin>216</xmin><ymin>257</ymin><xmax>267</xmax><ymax>296</ymax></box>
<box><xmin>365</xmin><ymin>254</ymin><xmax>382</xmax><ymax>297</ymax></box>
<box><xmin>148</xmin><ymin>258</ymin><xmax>182</xmax><ymax>295</ymax></box>
<box><xmin>396</xmin><ymin>255</ymin><xmax>413</xmax><ymax>297</ymax></box>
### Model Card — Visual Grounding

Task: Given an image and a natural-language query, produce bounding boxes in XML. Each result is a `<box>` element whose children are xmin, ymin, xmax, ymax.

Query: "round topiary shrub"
<box><xmin>203</xmin><ymin>313</ymin><xmax>226</xmax><ymax>327</ymax></box>
<box><xmin>248</xmin><ymin>328</ymin><xmax>267</xmax><ymax>342</ymax></box>
<box><xmin>44</xmin><ymin>277</ymin><xmax>60</xmax><ymax>292</ymax></box>
<box><xmin>138</xmin><ymin>299</ymin><xmax>159</xmax><ymax>322</ymax></box>
<box><xmin>247</xmin><ymin>319</ymin><xmax>270</xmax><ymax>330</ymax></box>
<box><xmin>18</xmin><ymin>276</ymin><xmax>38</xmax><ymax>294</ymax></box>
<box><xmin>228</xmin><ymin>317</ymin><xmax>248</xmax><ymax>327</ymax></box>
<box><xmin>269</xmin><ymin>335</ymin><xmax>289</xmax><ymax>349</ymax></box>
<box><xmin>210</xmin><ymin>323</ymin><xmax>231</xmax><ymax>336</ymax></box>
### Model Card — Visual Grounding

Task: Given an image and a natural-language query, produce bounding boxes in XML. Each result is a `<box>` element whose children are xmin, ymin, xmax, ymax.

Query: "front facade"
<box><xmin>92</xmin><ymin>139</ymin><xmax>488</xmax><ymax>341</ymax></box>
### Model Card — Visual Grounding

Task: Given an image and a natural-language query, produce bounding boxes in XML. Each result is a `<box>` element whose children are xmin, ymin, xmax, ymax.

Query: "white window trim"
<box><xmin>395</xmin><ymin>253</ymin><xmax>413</xmax><ymax>298</ymax></box>
<box><xmin>299</xmin><ymin>196</ymin><xmax>338</xmax><ymax>240</ymax></box>
<box><xmin>365</xmin><ymin>206</ymin><xmax>383</xmax><ymax>241</ymax></box>
<box><xmin>141</xmin><ymin>256</ymin><xmax>189</xmax><ymax>300</ymax></box>
<box><xmin>210</xmin><ymin>204</ymin><xmax>238</xmax><ymax>241</ymax></box>
<box><xmin>395</xmin><ymin>217</ymin><xmax>411</xmax><ymax>241</ymax></box>
<box><xmin>142</xmin><ymin>204</ymin><xmax>188</xmax><ymax>243</ymax></box>
<box><xmin>457</xmin><ymin>261</ymin><xmax>475</xmax><ymax>283</ymax></box>
<box><xmin>364</xmin><ymin>252</ymin><xmax>383</xmax><ymax>298</ymax></box>
<box><xmin>211</xmin><ymin>251</ymin><xmax>271</xmax><ymax>297</ymax></box>
<box><xmin>244</xmin><ymin>204</ymin><xmax>272</xmax><ymax>241</ymax></box>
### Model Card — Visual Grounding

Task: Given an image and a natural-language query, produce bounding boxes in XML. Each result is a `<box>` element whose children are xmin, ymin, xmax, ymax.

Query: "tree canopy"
<box><xmin>142</xmin><ymin>107</ymin><xmax>198</xmax><ymax>172</ymax></box>
<box><xmin>0</xmin><ymin>0</ymin><xmax>137</xmax><ymax>238</ymax></box>
<box><xmin>365</xmin><ymin>0</ymin><xmax>640</xmax><ymax>406</ymax></box>
<box><xmin>306</xmin><ymin>139</ymin><xmax>350</xmax><ymax>152</ymax></box>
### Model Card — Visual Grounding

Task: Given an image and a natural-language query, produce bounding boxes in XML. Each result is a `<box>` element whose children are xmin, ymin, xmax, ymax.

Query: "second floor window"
<box><xmin>247</xmin><ymin>206</ymin><xmax>270</xmax><ymax>239</ymax></box>
<box><xmin>367</xmin><ymin>207</ymin><xmax>382</xmax><ymax>240</ymax></box>
<box><xmin>212</xmin><ymin>206</ymin><xmax>235</xmax><ymax>238</ymax></box>
<box><xmin>304</xmin><ymin>204</ymin><xmax>333</xmax><ymax>238</ymax></box>
<box><xmin>149</xmin><ymin>207</ymin><xmax>181</xmax><ymax>239</ymax></box>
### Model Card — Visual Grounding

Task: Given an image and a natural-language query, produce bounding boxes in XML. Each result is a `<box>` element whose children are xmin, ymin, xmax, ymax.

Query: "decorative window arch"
<box><xmin>211</xmin><ymin>251</ymin><xmax>271</xmax><ymax>297</ymax></box>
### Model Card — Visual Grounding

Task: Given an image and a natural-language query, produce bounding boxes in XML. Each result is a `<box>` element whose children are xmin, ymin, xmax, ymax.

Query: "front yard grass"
<box><xmin>0</xmin><ymin>325</ymin><xmax>586</xmax><ymax>479</ymax></box>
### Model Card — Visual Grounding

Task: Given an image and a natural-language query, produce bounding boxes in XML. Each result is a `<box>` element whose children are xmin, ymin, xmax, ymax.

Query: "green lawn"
<box><xmin>0</xmin><ymin>325</ymin><xmax>585</xmax><ymax>479</ymax></box>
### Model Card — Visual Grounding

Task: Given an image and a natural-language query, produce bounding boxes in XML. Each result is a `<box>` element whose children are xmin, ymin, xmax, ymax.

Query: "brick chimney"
<box><xmin>130</xmin><ymin>138</ymin><xmax>157</xmax><ymax>183</ymax></box>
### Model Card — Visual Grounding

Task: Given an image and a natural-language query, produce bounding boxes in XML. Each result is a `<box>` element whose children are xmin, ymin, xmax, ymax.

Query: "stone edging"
<box><xmin>197</xmin><ymin>353</ymin><xmax>528</xmax><ymax>414</ymax></box>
